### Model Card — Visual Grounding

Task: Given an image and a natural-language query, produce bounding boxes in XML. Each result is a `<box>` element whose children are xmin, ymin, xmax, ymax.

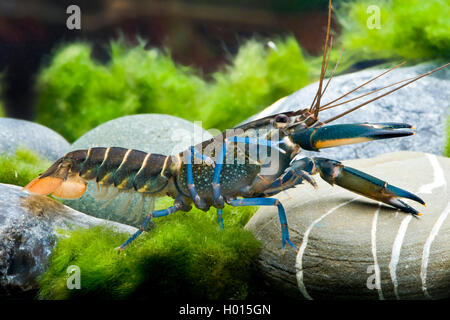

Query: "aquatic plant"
<box><xmin>36</xmin><ymin>37</ymin><xmax>310</xmax><ymax>142</ymax></box>
<box><xmin>336</xmin><ymin>0</ymin><xmax>450</xmax><ymax>62</ymax></box>
<box><xmin>0</xmin><ymin>147</ymin><xmax>51</xmax><ymax>187</ymax></box>
<box><xmin>203</xmin><ymin>37</ymin><xmax>309</xmax><ymax>130</ymax></box>
<box><xmin>38</xmin><ymin>204</ymin><xmax>260</xmax><ymax>300</ymax></box>
<box><xmin>36</xmin><ymin>42</ymin><xmax>206</xmax><ymax>142</ymax></box>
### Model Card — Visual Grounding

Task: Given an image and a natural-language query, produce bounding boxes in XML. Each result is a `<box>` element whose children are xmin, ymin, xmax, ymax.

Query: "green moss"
<box><xmin>203</xmin><ymin>37</ymin><xmax>310</xmax><ymax>130</ymax></box>
<box><xmin>337</xmin><ymin>0</ymin><xmax>450</xmax><ymax>62</ymax></box>
<box><xmin>35</xmin><ymin>37</ymin><xmax>310</xmax><ymax>142</ymax></box>
<box><xmin>38</xmin><ymin>177</ymin><xmax>259</xmax><ymax>300</ymax></box>
<box><xmin>0</xmin><ymin>147</ymin><xmax>51</xmax><ymax>187</ymax></box>
<box><xmin>36</xmin><ymin>42</ymin><xmax>206</xmax><ymax>142</ymax></box>
<box><xmin>38</xmin><ymin>204</ymin><xmax>261</xmax><ymax>300</ymax></box>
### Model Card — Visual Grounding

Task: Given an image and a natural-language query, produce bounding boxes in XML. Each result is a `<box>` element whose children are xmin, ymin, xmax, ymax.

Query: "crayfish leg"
<box><xmin>229</xmin><ymin>197</ymin><xmax>296</xmax><ymax>251</ymax></box>
<box><xmin>118</xmin><ymin>198</ymin><xmax>184</xmax><ymax>251</ymax></box>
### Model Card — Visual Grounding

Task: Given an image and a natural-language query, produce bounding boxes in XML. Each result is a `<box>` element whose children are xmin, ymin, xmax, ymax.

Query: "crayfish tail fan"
<box><xmin>23</xmin><ymin>151</ymin><xmax>88</xmax><ymax>199</ymax></box>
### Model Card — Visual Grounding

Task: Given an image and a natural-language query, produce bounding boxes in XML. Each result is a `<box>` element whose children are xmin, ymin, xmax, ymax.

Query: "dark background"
<box><xmin>0</xmin><ymin>0</ymin><xmax>339</xmax><ymax>120</ymax></box>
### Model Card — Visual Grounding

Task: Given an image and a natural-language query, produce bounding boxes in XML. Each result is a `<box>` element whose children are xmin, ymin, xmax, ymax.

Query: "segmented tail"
<box><xmin>23</xmin><ymin>147</ymin><xmax>174</xmax><ymax>199</ymax></box>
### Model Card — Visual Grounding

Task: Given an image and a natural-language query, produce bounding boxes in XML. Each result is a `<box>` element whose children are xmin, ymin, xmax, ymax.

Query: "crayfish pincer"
<box><xmin>23</xmin><ymin>0</ymin><xmax>448</xmax><ymax>252</ymax></box>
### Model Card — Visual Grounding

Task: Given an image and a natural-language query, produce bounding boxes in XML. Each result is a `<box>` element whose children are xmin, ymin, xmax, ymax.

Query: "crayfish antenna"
<box><xmin>309</xmin><ymin>0</ymin><xmax>333</xmax><ymax>118</ymax></box>
<box><xmin>322</xmin><ymin>62</ymin><xmax>450</xmax><ymax>124</ymax></box>
<box><xmin>320</xmin><ymin>73</ymin><xmax>416</xmax><ymax>111</ymax></box>
<box><xmin>319</xmin><ymin>61</ymin><xmax>406</xmax><ymax>111</ymax></box>
<box><xmin>319</xmin><ymin>43</ymin><xmax>344</xmax><ymax>102</ymax></box>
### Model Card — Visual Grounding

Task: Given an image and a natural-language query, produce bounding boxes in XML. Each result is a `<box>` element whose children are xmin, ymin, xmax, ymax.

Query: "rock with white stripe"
<box><xmin>64</xmin><ymin>114</ymin><xmax>213</xmax><ymax>227</ymax></box>
<box><xmin>245</xmin><ymin>151</ymin><xmax>450</xmax><ymax>300</ymax></box>
<box><xmin>0</xmin><ymin>183</ymin><xmax>136</xmax><ymax>297</ymax></box>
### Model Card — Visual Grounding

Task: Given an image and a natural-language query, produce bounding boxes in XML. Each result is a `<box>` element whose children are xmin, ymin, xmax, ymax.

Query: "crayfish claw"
<box><xmin>299</xmin><ymin>170</ymin><xmax>317</xmax><ymax>189</ymax></box>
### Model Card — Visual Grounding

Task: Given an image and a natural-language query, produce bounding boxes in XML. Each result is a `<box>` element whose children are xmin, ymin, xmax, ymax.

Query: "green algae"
<box><xmin>37</xmin><ymin>204</ymin><xmax>261</xmax><ymax>300</ymax></box>
<box><xmin>0</xmin><ymin>147</ymin><xmax>51</xmax><ymax>187</ymax></box>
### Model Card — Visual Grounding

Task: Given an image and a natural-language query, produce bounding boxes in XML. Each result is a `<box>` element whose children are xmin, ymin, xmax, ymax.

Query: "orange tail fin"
<box><xmin>23</xmin><ymin>158</ymin><xmax>87</xmax><ymax>199</ymax></box>
<box><xmin>23</xmin><ymin>175</ymin><xmax>87</xmax><ymax>199</ymax></box>
<box><xmin>24</xmin><ymin>176</ymin><xmax>64</xmax><ymax>195</ymax></box>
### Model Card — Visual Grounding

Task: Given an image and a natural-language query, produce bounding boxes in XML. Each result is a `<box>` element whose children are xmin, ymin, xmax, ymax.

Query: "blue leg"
<box><xmin>119</xmin><ymin>204</ymin><xmax>180</xmax><ymax>250</ymax></box>
<box><xmin>186</xmin><ymin>146</ymin><xmax>206</xmax><ymax>209</ymax></box>
<box><xmin>211</xmin><ymin>142</ymin><xmax>226</xmax><ymax>208</ymax></box>
<box><xmin>261</xmin><ymin>166</ymin><xmax>318</xmax><ymax>197</ymax></box>
<box><xmin>217</xmin><ymin>208</ymin><xmax>224</xmax><ymax>229</ymax></box>
<box><xmin>229</xmin><ymin>197</ymin><xmax>296</xmax><ymax>250</ymax></box>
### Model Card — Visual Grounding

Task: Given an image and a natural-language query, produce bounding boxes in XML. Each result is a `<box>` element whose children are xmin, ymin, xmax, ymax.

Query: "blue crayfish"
<box><xmin>24</xmin><ymin>0</ymin><xmax>449</xmax><ymax>251</ymax></box>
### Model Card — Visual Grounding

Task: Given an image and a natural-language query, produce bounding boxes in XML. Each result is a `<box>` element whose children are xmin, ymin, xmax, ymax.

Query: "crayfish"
<box><xmin>24</xmin><ymin>0</ymin><xmax>449</xmax><ymax>251</ymax></box>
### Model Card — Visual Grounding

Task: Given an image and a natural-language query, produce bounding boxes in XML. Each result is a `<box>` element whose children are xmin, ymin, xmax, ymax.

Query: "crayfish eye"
<box><xmin>274</xmin><ymin>114</ymin><xmax>289</xmax><ymax>128</ymax></box>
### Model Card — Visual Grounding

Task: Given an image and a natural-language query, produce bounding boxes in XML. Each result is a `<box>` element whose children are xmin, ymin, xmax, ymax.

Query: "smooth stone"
<box><xmin>65</xmin><ymin>114</ymin><xmax>213</xmax><ymax>227</ymax></box>
<box><xmin>245</xmin><ymin>151</ymin><xmax>450</xmax><ymax>300</ymax></box>
<box><xmin>0</xmin><ymin>118</ymin><xmax>70</xmax><ymax>161</ymax></box>
<box><xmin>0</xmin><ymin>183</ymin><xmax>137</xmax><ymax>297</ymax></box>
<box><xmin>71</xmin><ymin>114</ymin><xmax>212</xmax><ymax>155</ymax></box>
<box><xmin>242</xmin><ymin>63</ymin><xmax>450</xmax><ymax>160</ymax></box>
